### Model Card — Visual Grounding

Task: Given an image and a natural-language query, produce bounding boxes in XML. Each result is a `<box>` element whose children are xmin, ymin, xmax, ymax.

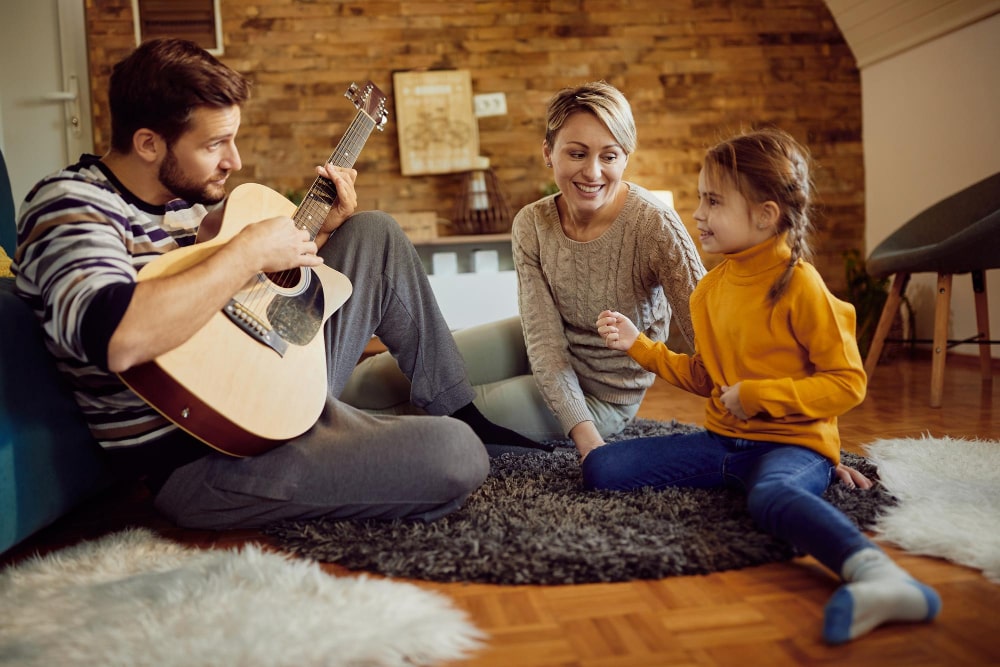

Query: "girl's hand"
<box><xmin>834</xmin><ymin>464</ymin><xmax>873</xmax><ymax>490</ymax></box>
<box><xmin>719</xmin><ymin>383</ymin><xmax>749</xmax><ymax>420</ymax></box>
<box><xmin>596</xmin><ymin>310</ymin><xmax>639</xmax><ymax>351</ymax></box>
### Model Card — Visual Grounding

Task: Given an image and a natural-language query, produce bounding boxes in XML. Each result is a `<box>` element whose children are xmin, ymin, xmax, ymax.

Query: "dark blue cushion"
<box><xmin>0</xmin><ymin>277</ymin><xmax>113</xmax><ymax>553</ymax></box>
<box><xmin>0</xmin><ymin>148</ymin><xmax>15</xmax><ymax>257</ymax></box>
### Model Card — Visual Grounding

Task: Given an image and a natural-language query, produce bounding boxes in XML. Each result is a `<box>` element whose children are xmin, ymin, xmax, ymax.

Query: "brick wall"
<box><xmin>84</xmin><ymin>0</ymin><xmax>863</xmax><ymax>291</ymax></box>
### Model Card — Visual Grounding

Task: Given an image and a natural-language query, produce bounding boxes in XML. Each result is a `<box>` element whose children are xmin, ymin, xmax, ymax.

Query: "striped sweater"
<box><xmin>13</xmin><ymin>154</ymin><xmax>209</xmax><ymax>450</ymax></box>
<box><xmin>512</xmin><ymin>183</ymin><xmax>706</xmax><ymax>435</ymax></box>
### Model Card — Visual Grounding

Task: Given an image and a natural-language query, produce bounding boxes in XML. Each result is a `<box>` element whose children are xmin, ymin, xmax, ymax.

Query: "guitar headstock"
<box><xmin>345</xmin><ymin>81</ymin><xmax>389</xmax><ymax>132</ymax></box>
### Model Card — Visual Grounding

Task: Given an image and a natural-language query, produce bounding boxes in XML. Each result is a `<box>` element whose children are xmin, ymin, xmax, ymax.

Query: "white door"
<box><xmin>0</xmin><ymin>0</ymin><xmax>93</xmax><ymax>209</ymax></box>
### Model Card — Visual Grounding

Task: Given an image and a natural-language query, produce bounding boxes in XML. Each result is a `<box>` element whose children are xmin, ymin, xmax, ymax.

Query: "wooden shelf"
<box><xmin>412</xmin><ymin>233</ymin><xmax>511</xmax><ymax>246</ymax></box>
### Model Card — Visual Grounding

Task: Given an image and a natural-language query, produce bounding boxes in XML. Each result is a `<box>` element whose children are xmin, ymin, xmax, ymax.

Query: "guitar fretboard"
<box><xmin>294</xmin><ymin>111</ymin><xmax>378</xmax><ymax>240</ymax></box>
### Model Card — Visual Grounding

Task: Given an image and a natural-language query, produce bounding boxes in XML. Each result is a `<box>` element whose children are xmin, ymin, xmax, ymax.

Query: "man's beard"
<box><xmin>158</xmin><ymin>148</ymin><xmax>227</xmax><ymax>205</ymax></box>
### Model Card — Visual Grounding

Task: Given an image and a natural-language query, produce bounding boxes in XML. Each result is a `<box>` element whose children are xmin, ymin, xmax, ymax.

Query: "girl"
<box><xmin>593</xmin><ymin>128</ymin><xmax>940</xmax><ymax>644</ymax></box>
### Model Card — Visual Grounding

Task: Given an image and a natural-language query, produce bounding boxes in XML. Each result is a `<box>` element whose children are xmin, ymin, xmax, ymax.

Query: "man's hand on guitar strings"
<box><xmin>235</xmin><ymin>216</ymin><xmax>324</xmax><ymax>273</ymax></box>
<box><xmin>316</xmin><ymin>164</ymin><xmax>358</xmax><ymax>239</ymax></box>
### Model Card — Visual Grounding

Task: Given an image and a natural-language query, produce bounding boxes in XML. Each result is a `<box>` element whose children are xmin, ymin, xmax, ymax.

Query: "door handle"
<box><xmin>42</xmin><ymin>75</ymin><xmax>82</xmax><ymax>136</ymax></box>
<box><xmin>42</xmin><ymin>91</ymin><xmax>77</xmax><ymax>102</ymax></box>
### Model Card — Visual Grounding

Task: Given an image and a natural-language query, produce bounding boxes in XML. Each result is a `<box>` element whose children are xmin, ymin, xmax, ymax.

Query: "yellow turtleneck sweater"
<box><xmin>628</xmin><ymin>234</ymin><xmax>866</xmax><ymax>464</ymax></box>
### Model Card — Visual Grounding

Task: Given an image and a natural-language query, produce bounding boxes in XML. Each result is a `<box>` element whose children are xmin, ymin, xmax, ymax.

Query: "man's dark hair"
<box><xmin>108</xmin><ymin>38</ymin><xmax>251</xmax><ymax>152</ymax></box>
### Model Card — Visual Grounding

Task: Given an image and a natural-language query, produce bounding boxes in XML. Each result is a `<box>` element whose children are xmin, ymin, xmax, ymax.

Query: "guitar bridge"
<box><xmin>224</xmin><ymin>300</ymin><xmax>289</xmax><ymax>357</ymax></box>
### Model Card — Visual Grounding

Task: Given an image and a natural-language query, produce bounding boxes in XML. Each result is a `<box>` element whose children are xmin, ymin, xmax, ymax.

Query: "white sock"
<box><xmin>823</xmin><ymin>548</ymin><xmax>941</xmax><ymax>644</ymax></box>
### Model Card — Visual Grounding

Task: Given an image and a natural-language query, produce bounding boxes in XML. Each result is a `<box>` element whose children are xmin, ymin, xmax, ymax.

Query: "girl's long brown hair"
<box><xmin>704</xmin><ymin>127</ymin><xmax>815</xmax><ymax>301</ymax></box>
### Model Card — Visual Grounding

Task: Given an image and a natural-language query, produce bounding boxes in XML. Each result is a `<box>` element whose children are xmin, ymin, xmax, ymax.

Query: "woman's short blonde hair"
<box><xmin>544</xmin><ymin>81</ymin><xmax>637</xmax><ymax>154</ymax></box>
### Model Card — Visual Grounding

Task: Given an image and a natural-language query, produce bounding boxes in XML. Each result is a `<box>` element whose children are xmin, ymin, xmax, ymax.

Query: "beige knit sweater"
<box><xmin>512</xmin><ymin>183</ymin><xmax>706</xmax><ymax>435</ymax></box>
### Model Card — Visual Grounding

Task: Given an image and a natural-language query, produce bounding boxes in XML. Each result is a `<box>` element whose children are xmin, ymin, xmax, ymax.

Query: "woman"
<box><xmin>503</xmin><ymin>81</ymin><xmax>705</xmax><ymax>457</ymax></box>
<box><xmin>342</xmin><ymin>82</ymin><xmax>704</xmax><ymax>457</ymax></box>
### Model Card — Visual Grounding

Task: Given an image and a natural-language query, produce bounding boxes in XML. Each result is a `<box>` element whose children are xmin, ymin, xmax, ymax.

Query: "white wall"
<box><xmin>862</xmin><ymin>13</ymin><xmax>1000</xmax><ymax>358</ymax></box>
<box><xmin>0</xmin><ymin>0</ymin><xmax>93</xmax><ymax>209</ymax></box>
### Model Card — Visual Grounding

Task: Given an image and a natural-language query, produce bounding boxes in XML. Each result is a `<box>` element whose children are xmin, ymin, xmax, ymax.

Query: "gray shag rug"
<box><xmin>265</xmin><ymin>419</ymin><xmax>894</xmax><ymax>585</ymax></box>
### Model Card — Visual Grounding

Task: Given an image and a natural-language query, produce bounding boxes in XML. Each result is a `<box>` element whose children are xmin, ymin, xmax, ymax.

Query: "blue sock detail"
<box><xmin>915</xmin><ymin>581</ymin><xmax>942</xmax><ymax>621</ymax></box>
<box><xmin>823</xmin><ymin>587</ymin><xmax>854</xmax><ymax>645</ymax></box>
<box><xmin>823</xmin><ymin>579</ymin><xmax>942</xmax><ymax>645</ymax></box>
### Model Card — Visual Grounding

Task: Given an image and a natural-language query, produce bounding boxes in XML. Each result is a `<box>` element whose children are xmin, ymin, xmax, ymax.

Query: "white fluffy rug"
<box><xmin>864</xmin><ymin>434</ymin><xmax>1000</xmax><ymax>583</ymax></box>
<box><xmin>0</xmin><ymin>528</ymin><xmax>484</xmax><ymax>666</ymax></box>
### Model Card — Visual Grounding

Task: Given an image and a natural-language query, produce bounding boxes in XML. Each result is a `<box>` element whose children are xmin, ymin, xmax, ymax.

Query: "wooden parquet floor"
<box><xmin>3</xmin><ymin>352</ymin><xmax>999</xmax><ymax>666</ymax></box>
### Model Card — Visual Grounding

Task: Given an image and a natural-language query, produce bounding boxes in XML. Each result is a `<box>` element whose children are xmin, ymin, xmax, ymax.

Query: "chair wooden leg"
<box><xmin>972</xmin><ymin>270</ymin><xmax>993</xmax><ymax>382</ymax></box>
<box><xmin>930</xmin><ymin>273</ymin><xmax>952</xmax><ymax>408</ymax></box>
<box><xmin>864</xmin><ymin>272</ymin><xmax>909</xmax><ymax>381</ymax></box>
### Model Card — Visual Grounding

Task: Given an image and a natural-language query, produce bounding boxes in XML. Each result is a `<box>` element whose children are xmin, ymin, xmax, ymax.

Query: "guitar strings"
<box><xmin>238</xmin><ymin>112</ymin><xmax>378</xmax><ymax>321</ymax></box>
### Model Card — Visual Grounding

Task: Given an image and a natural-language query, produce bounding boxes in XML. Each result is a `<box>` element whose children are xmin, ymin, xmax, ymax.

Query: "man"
<box><xmin>13</xmin><ymin>38</ymin><xmax>538</xmax><ymax>530</ymax></box>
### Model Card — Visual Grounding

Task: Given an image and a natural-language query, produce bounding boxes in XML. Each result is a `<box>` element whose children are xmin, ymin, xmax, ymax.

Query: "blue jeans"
<box><xmin>581</xmin><ymin>430</ymin><xmax>874</xmax><ymax>576</ymax></box>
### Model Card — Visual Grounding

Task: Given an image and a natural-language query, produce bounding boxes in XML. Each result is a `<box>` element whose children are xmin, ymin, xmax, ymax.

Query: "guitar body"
<box><xmin>120</xmin><ymin>183</ymin><xmax>353</xmax><ymax>457</ymax></box>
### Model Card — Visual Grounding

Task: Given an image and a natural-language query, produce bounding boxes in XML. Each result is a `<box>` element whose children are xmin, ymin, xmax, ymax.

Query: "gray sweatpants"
<box><xmin>153</xmin><ymin>212</ymin><xmax>489</xmax><ymax>530</ymax></box>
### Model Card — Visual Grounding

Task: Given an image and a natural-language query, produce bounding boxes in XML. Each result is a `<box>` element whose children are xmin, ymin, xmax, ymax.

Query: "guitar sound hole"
<box><xmin>265</xmin><ymin>269</ymin><xmax>302</xmax><ymax>289</ymax></box>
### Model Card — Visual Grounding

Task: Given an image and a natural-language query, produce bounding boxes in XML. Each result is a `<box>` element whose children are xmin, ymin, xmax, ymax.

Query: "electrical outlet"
<box><xmin>474</xmin><ymin>92</ymin><xmax>507</xmax><ymax>118</ymax></box>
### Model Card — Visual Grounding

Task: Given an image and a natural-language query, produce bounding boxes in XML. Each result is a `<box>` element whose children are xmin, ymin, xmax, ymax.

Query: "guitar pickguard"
<box><xmin>267</xmin><ymin>269</ymin><xmax>325</xmax><ymax>345</ymax></box>
<box><xmin>223</xmin><ymin>268</ymin><xmax>325</xmax><ymax>356</ymax></box>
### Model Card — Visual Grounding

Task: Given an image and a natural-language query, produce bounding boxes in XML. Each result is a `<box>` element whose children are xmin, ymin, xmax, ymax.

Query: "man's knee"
<box><xmin>433</xmin><ymin>417</ymin><xmax>490</xmax><ymax>495</ymax></box>
<box><xmin>344</xmin><ymin>210</ymin><xmax>405</xmax><ymax>242</ymax></box>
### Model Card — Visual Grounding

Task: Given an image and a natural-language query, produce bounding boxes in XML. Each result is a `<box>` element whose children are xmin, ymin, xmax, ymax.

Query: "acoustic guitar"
<box><xmin>119</xmin><ymin>81</ymin><xmax>389</xmax><ymax>457</ymax></box>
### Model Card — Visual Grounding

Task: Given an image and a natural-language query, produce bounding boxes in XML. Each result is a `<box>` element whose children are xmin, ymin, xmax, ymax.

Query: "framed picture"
<box><xmin>131</xmin><ymin>0</ymin><xmax>224</xmax><ymax>56</ymax></box>
<box><xmin>393</xmin><ymin>69</ymin><xmax>480</xmax><ymax>176</ymax></box>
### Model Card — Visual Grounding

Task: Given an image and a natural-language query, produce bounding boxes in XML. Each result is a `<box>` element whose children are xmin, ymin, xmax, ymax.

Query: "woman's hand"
<box><xmin>570</xmin><ymin>421</ymin><xmax>605</xmax><ymax>461</ymax></box>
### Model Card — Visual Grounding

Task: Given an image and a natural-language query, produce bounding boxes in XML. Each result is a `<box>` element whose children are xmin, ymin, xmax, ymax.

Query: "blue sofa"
<box><xmin>0</xmin><ymin>149</ymin><xmax>114</xmax><ymax>555</ymax></box>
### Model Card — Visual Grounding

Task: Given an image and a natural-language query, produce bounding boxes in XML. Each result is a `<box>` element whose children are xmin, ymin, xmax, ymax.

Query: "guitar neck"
<box><xmin>293</xmin><ymin>111</ymin><xmax>378</xmax><ymax>240</ymax></box>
